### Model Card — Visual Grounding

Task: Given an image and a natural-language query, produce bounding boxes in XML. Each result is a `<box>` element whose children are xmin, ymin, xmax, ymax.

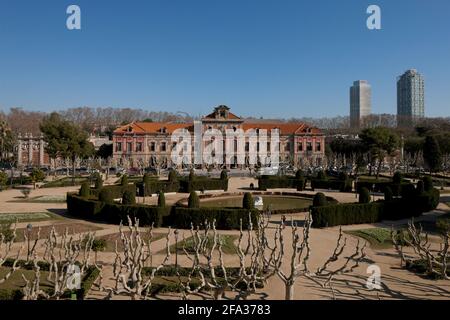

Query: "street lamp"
<box><xmin>26</xmin><ymin>223</ymin><xmax>32</xmax><ymax>261</ymax></box>
<box><xmin>372</xmin><ymin>183</ymin><xmax>376</xmax><ymax>202</ymax></box>
<box><xmin>174</xmin><ymin>229</ymin><xmax>179</xmax><ymax>269</ymax></box>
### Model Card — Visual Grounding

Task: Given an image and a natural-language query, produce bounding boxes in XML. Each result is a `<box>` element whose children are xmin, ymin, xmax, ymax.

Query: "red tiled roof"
<box><xmin>242</xmin><ymin>122</ymin><xmax>322</xmax><ymax>135</ymax></box>
<box><xmin>114</xmin><ymin>122</ymin><xmax>193</xmax><ymax>134</ymax></box>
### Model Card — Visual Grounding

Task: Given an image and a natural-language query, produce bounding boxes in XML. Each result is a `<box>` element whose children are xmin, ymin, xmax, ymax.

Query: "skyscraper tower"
<box><xmin>397</xmin><ymin>69</ymin><xmax>425</xmax><ymax>127</ymax></box>
<box><xmin>350</xmin><ymin>80</ymin><xmax>372</xmax><ymax>128</ymax></box>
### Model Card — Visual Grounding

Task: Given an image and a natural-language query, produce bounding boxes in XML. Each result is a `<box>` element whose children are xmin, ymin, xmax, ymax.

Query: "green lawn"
<box><xmin>166</xmin><ymin>234</ymin><xmax>239</xmax><ymax>255</ymax></box>
<box><xmin>0</xmin><ymin>266</ymin><xmax>53</xmax><ymax>291</ymax></box>
<box><xmin>0</xmin><ymin>212</ymin><xmax>61</xmax><ymax>223</ymax></box>
<box><xmin>345</xmin><ymin>228</ymin><xmax>394</xmax><ymax>249</ymax></box>
<box><xmin>8</xmin><ymin>195</ymin><xmax>67</xmax><ymax>204</ymax></box>
<box><xmin>97</xmin><ymin>231</ymin><xmax>166</xmax><ymax>252</ymax></box>
<box><xmin>41</xmin><ymin>177</ymin><xmax>88</xmax><ymax>188</ymax></box>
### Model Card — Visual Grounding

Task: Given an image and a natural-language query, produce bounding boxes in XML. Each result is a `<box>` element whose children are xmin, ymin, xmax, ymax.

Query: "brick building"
<box><xmin>112</xmin><ymin>105</ymin><xmax>325</xmax><ymax>169</ymax></box>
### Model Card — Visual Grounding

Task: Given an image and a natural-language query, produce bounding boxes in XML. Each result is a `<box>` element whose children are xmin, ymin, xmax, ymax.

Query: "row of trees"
<box><xmin>328</xmin><ymin>125</ymin><xmax>450</xmax><ymax>176</ymax></box>
<box><xmin>0</xmin><ymin>107</ymin><xmax>194</xmax><ymax>137</ymax></box>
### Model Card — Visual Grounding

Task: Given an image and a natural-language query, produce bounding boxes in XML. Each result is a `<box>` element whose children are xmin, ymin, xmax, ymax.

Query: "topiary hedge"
<box><xmin>355</xmin><ymin>181</ymin><xmax>414</xmax><ymax>197</ymax></box>
<box><xmin>68</xmin><ymin>192</ymin><xmax>259</xmax><ymax>230</ymax></box>
<box><xmin>67</xmin><ymin>193</ymin><xmax>169</xmax><ymax>226</ymax></box>
<box><xmin>258</xmin><ymin>175</ymin><xmax>306</xmax><ymax>191</ymax></box>
<box><xmin>136</xmin><ymin>179</ymin><xmax>180</xmax><ymax>196</ymax></box>
<box><xmin>179</xmin><ymin>176</ymin><xmax>228</xmax><ymax>193</ymax></box>
<box><xmin>311</xmin><ymin>178</ymin><xmax>352</xmax><ymax>192</ymax></box>
<box><xmin>90</xmin><ymin>184</ymin><xmax>136</xmax><ymax>199</ymax></box>
<box><xmin>311</xmin><ymin>187</ymin><xmax>440</xmax><ymax>228</ymax></box>
<box><xmin>312</xmin><ymin>202</ymin><xmax>383</xmax><ymax>228</ymax></box>
<box><xmin>168</xmin><ymin>207</ymin><xmax>259</xmax><ymax>230</ymax></box>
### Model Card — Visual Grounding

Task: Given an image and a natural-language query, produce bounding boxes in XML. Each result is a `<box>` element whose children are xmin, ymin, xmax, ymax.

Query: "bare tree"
<box><xmin>0</xmin><ymin>222</ymin><xmax>23</xmax><ymax>285</ymax></box>
<box><xmin>391</xmin><ymin>219</ymin><xmax>449</xmax><ymax>280</ymax></box>
<box><xmin>102</xmin><ymin>217</ymin><xmax>172</xmax><ymax>300</ymax></box>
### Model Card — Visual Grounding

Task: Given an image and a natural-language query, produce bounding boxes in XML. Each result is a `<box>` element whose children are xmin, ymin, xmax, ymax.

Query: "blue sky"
<box><xmin>0</xmin><ymin>0</ymin><xmax>449</xmax><ymax>118</ymax></box>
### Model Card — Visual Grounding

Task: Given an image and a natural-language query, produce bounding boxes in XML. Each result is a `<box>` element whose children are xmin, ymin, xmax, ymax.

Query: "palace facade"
<box><xmin>112</xmin><ymin>106</ymin><xmax>325</xmax><ymax>169</ymax></box>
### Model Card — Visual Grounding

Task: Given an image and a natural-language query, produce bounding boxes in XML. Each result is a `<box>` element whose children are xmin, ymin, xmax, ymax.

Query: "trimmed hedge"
<box><xmin>67</xmin><ymin>193</ymin><xmax>169</xmax><ymax>226</ymax></box>
<box><xmin>68</xmin><ymin>193</ymin><xmax>262</xmax><ymax>230</ymax></box>
<box><xmin>312</xmin><ymin>202</ymin><xmax>383</xmax><ymax>228</ymax></box>
<box><xmin>168</xmin><ymin>207</ymin><xmax>259</xmax><ymax>230</ymax></box>
<box><xmin>136</xmin><ymin>179</ymin><xmax>180</xmax><ymax>196</ymax></box>
<box><xmin>258</xmin><ymin>176</ymin><xmax>306</xmax><ymax>191</ymax></box>
<box><xmin>311</xmin><ymin>188</ymin><xmax>440</xmax><ymax>228</ymax></box>
<box><xmin>355</xmin><ymin>181</ymin><xmax>414</xmax><ymax>196</ymax></box>
<box><xmin>90</xmin><ymin>184</ymin><xmax>136</xmax><ymax>199</ymax></box>
<box><xmin>179</xmin><ymin>177</ymin><xmax>229</xmax><ymax>193</ymax></box>
<box><xmin>311</xmin><ymin>178</ymin><xmax>352</xmax><ymax>192</ymax></box>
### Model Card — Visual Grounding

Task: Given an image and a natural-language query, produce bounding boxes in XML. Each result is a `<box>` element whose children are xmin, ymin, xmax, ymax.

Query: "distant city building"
<box><xmin>397</xmin><ymin>69</ymin><xmax>425</xmax><ymax>127</ymax></box>
<box><xmin>350</xmin><ymin>80</ymin><xmax>371</xmax><ymax>128</ymax></box>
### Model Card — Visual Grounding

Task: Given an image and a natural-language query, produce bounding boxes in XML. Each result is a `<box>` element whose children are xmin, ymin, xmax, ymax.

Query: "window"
<box><xmin>316</xmin><ymin>142</ymin><xmax>321</xmax><ymax>152</ymax></box>
<box><xmin>285</xmin><ymin>143</ymin><xmax>290</xmax><ymax>152</ymax></box>
<box><xmin>150</xmin><ymin>142</ymin><xmax>156</xmax><ymax>152</ymax></box>
<box><xmin>298</xmin><ymin>142</ymin><xmax>303</xmax><ymax>152</ymax></box>
<box><xmin>127</xmin><ymin>142</ymin><xmax>132</xmax><ymax>152</ymax></box>
<box><xmin>161</xmin><ymin>142</ymin><xmax>167</xmax><ymax>152</ymax></box>
<box><xmin>245</xmin><ymin>142</ymin><xmax>249</xmax><ymax>152</ymax></box>
<box><xmin>116</xmin><ymin>142</ymin><xmax>122</xmax><ymax>152</ymax></box>
<box><xmin>136</xmin><ymin>142</ymin><xmax>142</xmax><ymax>152</ymax></box>
<box><xmin>172</xmin><ymin>142</ymin><xmax>177</xmax><ymax>150</ymax></box>
<box><xmin>267</xmin><ymin>142</ymin><xmax>270</xmax><ymax>150</ymax></box>
<box><xmin>306</xmin><ymin>142</ymin><xmax>312</xmax><ymax>152</ymax></box>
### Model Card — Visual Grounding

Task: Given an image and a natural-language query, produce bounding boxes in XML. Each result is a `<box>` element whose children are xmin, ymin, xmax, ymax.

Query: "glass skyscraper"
<box><xmin>350</xmin><ymin>80</ymin><xmax>371</xmax><ymax>128</ymax></box>
<box><xmin>397</xmin><ymin>69</ymin><xmax>425</xmax><ymax>127</ymax></box>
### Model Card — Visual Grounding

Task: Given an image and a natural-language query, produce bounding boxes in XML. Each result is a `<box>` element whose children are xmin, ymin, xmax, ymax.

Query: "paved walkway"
<box><xmin>1</xmin><ymin>178</ymin><xmax>449</xmax><ymax>300</ymax></box>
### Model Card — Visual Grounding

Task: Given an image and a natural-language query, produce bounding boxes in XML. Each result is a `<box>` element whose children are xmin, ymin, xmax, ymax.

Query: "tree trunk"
<box><xmin>72</xmin><ymin>157</ymin><xmax>76</xmax><ymax>186</ymax></box>
<box><xmin>376</xmin><ymin>159</ymin><xmax>383</xmax><ymax>180</ymax></box>
<box><xmin>285</xmin><ymin>283</ymin><xmax>295</xmax><ymax>300</ymax></box>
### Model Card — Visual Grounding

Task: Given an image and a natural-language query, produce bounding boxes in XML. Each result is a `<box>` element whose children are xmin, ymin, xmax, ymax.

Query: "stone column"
<box><xmin>39</xmin><ymin>135</ymin><xmax>44</xmax><ymax>166</ymax></box>
<box><xmin>27</xmin><ymin>134</ymin><xmax>33</xmax><ymax>166</ymax></box>
<box><xmin>17</xmin><ymin>134</ymin><xmax>23</xmax><ymax>166</ymax></box>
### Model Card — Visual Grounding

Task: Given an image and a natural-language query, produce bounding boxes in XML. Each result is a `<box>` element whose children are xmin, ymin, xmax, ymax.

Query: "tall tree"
<box><xmin>40</xmin><ymin>113</ymin><xmax>94</xmax><ymax>185</ymax></box>
<box><xmin>423</xmin><ymin>135</ymin><xmax>442</xmax><ymax>173</ymax></box>
<box><xmin>0</xmin><ymin>119</ymin><xmax>16</xmax><ymax>167</ymax></box>
<box><xmin>360</xmin><ymin>127</ymin><xmax>400</xmax><ymax>178</ymax></box>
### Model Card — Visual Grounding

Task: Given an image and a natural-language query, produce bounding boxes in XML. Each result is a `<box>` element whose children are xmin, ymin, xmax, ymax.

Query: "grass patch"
<box><xmin>165</xmin><ymin>235</ymin><xmax>239</xmax><ymax>255</ymax></box>
<box><xmin>0</xmin><ymin>266</ymin><xmax>53</xmax><ymax>291</ymax></box>
<box><xmin>0</xmin><ymin>212</ymin><xmax>61</xmax><ymax>223</ymax></box>
<box><xmin>97</xmin><ymin>231</ymin><xmax>165</xmax><ymax>252</ymax></box>
<box><xmin>141</xmin><ymin>266</ymin><xmax>264</xmax><ymax>296</ymax></box>
<box><xmin>9</xmin><ymin>223</ymin><xmax>103</xmax><ymax>242</ymax></box>
<box><xmin>42</xmin><ymin>177</ymin><xmax>88</xmax><ymax>188</ymax></box>
<box><xmin>8</xmin><ymin>195</ymin><xmax>67</xmax><ymax>204</ymax></box>
<box><xmin>345</xmin><ymin>228</ymin><xmax>394</xmax><ymax>249</ymax></box>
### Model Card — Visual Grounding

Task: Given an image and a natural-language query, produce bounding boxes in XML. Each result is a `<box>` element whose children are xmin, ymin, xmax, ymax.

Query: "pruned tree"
<box><xmin>21</xmin><ymin>227</ymin><xmax>96</xmax><ymax>300</ymax></box>
<box><xmin>102</xmin><ymin>217</ymin><xmax>172</xmax><ymax>300</ymax></box>
<box><xmin>391</xmin><ymin>219</ymin><xmax>449</xmax><ymax>280</ymax></box>
<box><xmin>0</xmin><ymin>222</ymin><xmax>23</xmax><ymax>285</ymax></box>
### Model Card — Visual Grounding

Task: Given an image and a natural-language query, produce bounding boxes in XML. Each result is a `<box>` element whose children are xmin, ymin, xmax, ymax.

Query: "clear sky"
<box><xmin>0</xmin><ymin>0</ymin><xmax>449</xmax><ymax>118</ymax></box>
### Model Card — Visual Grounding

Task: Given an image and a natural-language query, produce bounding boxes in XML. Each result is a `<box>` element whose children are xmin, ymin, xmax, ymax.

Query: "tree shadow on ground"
<box><xmin>302</xmin><ymin>272</ymin><xmax>450</xmax><ymax>300</ymax></box>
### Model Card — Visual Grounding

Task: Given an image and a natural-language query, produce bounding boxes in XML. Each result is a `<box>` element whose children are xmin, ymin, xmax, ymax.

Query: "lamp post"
<box><xmin>174</xmin><ymin>229</ymin><xmax>179</xmax><ymax>269</ymax></box>
<box><xmin>26</xmin><ymin>223</ymin><xmax>32</xmax><ymax>261</ymax></box>
<box><xmin>372</xmin><ymin>183</ymin><xmax>376</xmax><ymax>202</ymax></box>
